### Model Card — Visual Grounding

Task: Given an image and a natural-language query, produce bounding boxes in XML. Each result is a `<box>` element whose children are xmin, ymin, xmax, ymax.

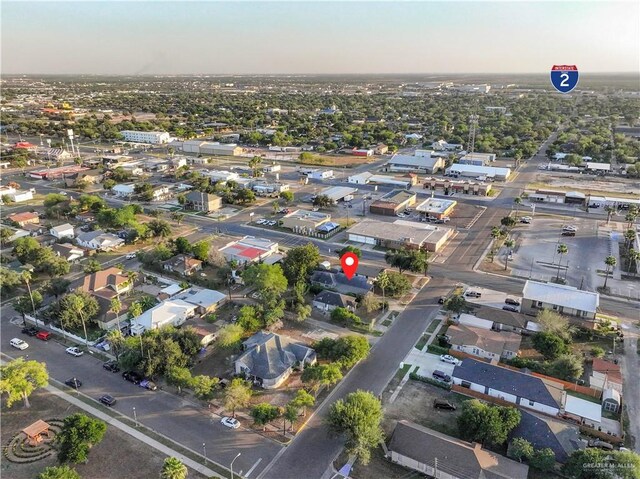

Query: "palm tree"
<box><xmin>249</xmin><ymin>155</ymin><xmax>263</xmax><ymax>177</ymax></box>
<box><xmin>109</xmin><ymin>298</ymin><xmax>122</xmax><ymax>332</ymax></box>
<box><xmin>490</xmin><ymin>226</ymin><xmax>503</xmax><ymax>260</ymax></box>
<box><xmin>106</xmin><ymin>329</ymin><xmax>124</xmax><ymax>360</ymax></box>
<box><xmin>624</xmin><ymin>229</ymin><xmax>636</xmax><ymax>249</ymax></box>
<box><xmin>21</xmin><ymin>271</ymin><xmax>36</xmax><ymax>326</ymax></box>
<box><xmin>604</xmin><ymin>205</ymin><xmax>616</xmax><ymax>225</ymax></box>
<box><xmin>171</xmin><ymin>212</ymin><xmax>185</xmax><ymax>225</ymax></box>
<box><xmin>513</xmin><ymin>196</ymin><xmax>522</xmax><ymax>217</ymax></box>
<box><xmin>127</xmin><ymin>271</ymin><xmax>139</xmax><ymax>290</ymax></box>
<box><xmin>504</xmin><ymin>239</ymin><xmax>515</xmax><ymax>271</ymax></box>
<box><xmin>66</xmin><ymin>294</ymin><xmax>90</xmax><ymax>347</ymax></box>
<box><xmin>556</xmin><ymin>243</ymin><xmax>568</xmax><ymax>281</ymax></box>
<box><xmin>376</xmin><ymin>271</ymin><xmax>390</xmax><ymax>312</ymax></box>
<box><xmin>161</xmin><ymin>457</ymin><xmax>188</xmax><ymax>479</ymax></box>
<box><xmin>603</xmin><ymin>256</ymin><xmax>617</xmax><ymax>289</ymax></box>
<box><xmin>627</xmin><ymin>249</ymin><xmax>640</xmax><ymax>276</ymax></box>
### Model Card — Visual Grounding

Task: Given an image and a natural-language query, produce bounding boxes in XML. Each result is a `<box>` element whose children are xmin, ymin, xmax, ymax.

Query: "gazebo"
<box><xmin>22</xmin><ymin>420</ymin><xmax>50</xmax><ymax>446</ymax></box>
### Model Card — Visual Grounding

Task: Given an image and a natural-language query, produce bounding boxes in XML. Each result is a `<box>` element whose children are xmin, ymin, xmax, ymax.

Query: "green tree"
<box><xmin>44</xmin><ymin>278</ymin><xmax>71</xmax><ymax>298</ymax></box>
<box><xmin>301</xmin><ymin>363</ymin><xmax>343</xmax><ymax>395</ymax></box>
<box><xmin>509</xmin><ymin>437</ymin><xmax>533</xmax><ymax>462</ymax></box>
<box><xmin>173</xmin><ymin>237</ymin><xmax>191</xmax><ymax>255</ymax></box>
<box><xmin>14</xmin><ymin>291</ymin><xmax>44</xmax><ymax>322</ymax></box>
<box><xmin>384</xmin><ymin>271</ymin><xmax>411</xmax><ymax>298</ymax></box>
<box><xmin>103</xmin><ymin>179</ymin><xmax>116</xmax><ymax>190</ymax></box>
<box><xmin>218</xmin><ymin>324</ymin><xmax>244</xmax><ymax>348</ymax></box>
<box><xmin>13</xmin><ymin>237</ymin><xmax>42</xmax><ymax>264</ymax></box>
<box><xmin>603</xmin><ymin>256</ymin><xmax>617</xmax><ymax>289</ymax></box>
<box><xmin>316</xmin><ymin>335</ymin><xmax>371</xmax><ymax>369</ymax></box>
<box><xmin>532</xmin><ymin>331</ymin><xmax>569</xmax><ymax>359</ymax></box>
<box><xmin>37</xmin><ymin>465</ymin><xmax>81</xmax><ymax>479</ymax></box>
<box><xmin>251</xmin><ymin>403</ymin><xmax>280</xmax><ymax>431</ymax></box>
<box><xmin>249</xmin><ymin>156</ymin><xmax>263</xmax><ymax>177</ymax></box>
<box><xmin>457</xmin><ymin>400</ymin><xmax>521</xmax><ymax>447</ymax></box>
<box><xmin>359</xmin><ymin>292</ymin><xmax>381</xmax><ymax>313</ymax></box>
<box><xmin>290</xmin><ymin>389</ymin><xmax>315</xmax><ymax>417</ymax></box>
<box><xmin>58</xmin><ymin>292</ymin><xmax>99</xmax><ymax>345</ymax></box>
<box><xmin>548</xmin><ymin>354</ymin><xmax>584</xmax><ymax>381</ymax></box>
<box><xmin>234</xmin><ymin>188</ymin><xmax>256</xmax><ymax>204</ymax></box>
<box><xmin>191</xmin><ymin>240</ymin><xmax>210</xmax><ymax>262</ymax></box>
<box><xmin>83</xmin><ymin>259</ymin><xmax>102</xmax><ymax>274</ymax></box>
<box><xmin>0</xmin><ymin>267</ymin><xmax>22</xmax><ymax>294</ymax></box>
<box><xmin>237</xmin><ymin>305</ymin><xmax>261</xmax><ymax>332</ymax></box>
<box><xmin>331</xmin><ymin>306</ymin><xmax>361</xmax><ymax>324</ymax></box>
<box><xmin>500</xmin><ymin>215</ymin><xmax>517</xmax><ymax>229</ymax></box>
<box><xmin>326</xmin><ymin>390</ymin><xmax>384</xmax><ymax>465</ymax></box>
<box><xmin>375</xmin><ymin>271</ymin><xmax>390</xmax><ymax>312</ymax></box>
<box><xmin>148</xmin><ymin>219</ymin><xmax>172</xmax><ymax>238</ymax></box>
<box><xmin>224</xmin><ymin>378</ymin><xmax>252</xmax><ymax>417</ymax></box>
<box><xmin>190</xmin><ymin>375</ymin><xmax>218</xmax><ymax>400</ymax></box>
<box><xmin>444</xmin><ymin>294</ymin><xmax>466</xmax><ymax>314</ymax></box>
<box><xmin>243</xmin><ymin>263</ymin><xmax>288</xmax><ymax>326</ymax></box>
<box><xmin>556</xmin><ymin>243</ymin><xmax>568</xmax><ymax>281</ymax></box>
<box><xmin>513</xmin><ymin>196</ymin><xmax>522</xmax><ymax>216</ymax></box>
<box><xmin>56</xmin><ymin>413</ymin><xmax>107</xmax><ymax>464</ymax></box>
<box><xmin>562</xmin><ymin>449</ymin><xmax>640</xmax><ymax>479</ymax></box>
<box><xmin>281</xmin><ymin>243</ymin><xmax>320</xmax><ymax>284</ymax></box>
<box><xmin>295</xmin><ymin>303</ymin><xmax>312</xmax><ymax>322</ymax></box>
<box><xmin>0</xmin><ymin>358</ymin><xmax>49</xmax><ymax>408</ymax></box>
<box><xmin>604</xmin><ymin>205</ymin><xmax>616</xmax><ymax>225</ymax></box>
<box><xmin>127</xmin><ymin>302</ymin><xmax>143</xmax><ymax>320</ymax></box>
<box><xmin>336</xmin><ymin>246</ymin><xmax>362</xmax><ymax>259</ymax></box>
<box><xmin>504</xmin><ymin>239</ymin><xmax>515</xmax><ymax>271</ymax></box>
<box><xmin>529</xmin><ymin>447</ymin><xmax>556</xmax><ymax>472</ymax></box>
<box><xmin>41</xmin><ymin>255</ymin><xmax>71</xmax><ymax>278</ymax></box>
<box><xmin>279</xmin><ymin>190</ymin><xmax>294</xmax><ymax>203</ymax></box>
<box><xmin>161</xmin><ymin>457</ymin><xmax>188</xmax><ymax>479</ymax></box>
<box><xmin>166</xmin><ymin>366</ymin><xmax>192</xmax><ymax>394</ymax></box>
<box><xmin>312</xmin><ymin>194</ymin><xmax>333</xmax><ymax>208</ymax></box>
<box><xmin>536</xmin><ymin>309</ymin><xmax>575</xmax><ymax>342</ymax></box>
<box><xmin>281</xmin><ymin>403</ymin><xmax>299</xmax><ymax>434</ymax></box>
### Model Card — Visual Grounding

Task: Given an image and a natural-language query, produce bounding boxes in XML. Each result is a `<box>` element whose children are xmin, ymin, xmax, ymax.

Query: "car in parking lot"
<box><xmin>505</xmin><ymin>298</ymin><xmax>520</xmax><ymax>306</ymax></box>
<box><xmin>256</xmin><ymin>218</ymin><xmax>266</xmax><ymax>224</ymax></box>
<box><xmin>103</xmin><ymin>360</ymin><xmax>120</xmax><ymax>373</ymax></box>
<box><xmin>440</xmin><ymin>354</ymin><xmax>460</xmax><ymax>365</ymax></box>
<box><xmin>65</xmin><ymin>377</ymin><xmax>82</xmax><ymax>389</ymax></box>
<box><xmin>21</xmin><ymin>326</ymin><xmax>39</xmax><ymax>336</ymax></box>
<box><xmin>36</xmin><ymin>331</ymin><xmax>52</xmax><ymax>341</ymax></box>
<box><xmin>99</xmin><ymin>394</ymin><xmax>117</xmax><ymax>407</ymax></box>
<box><xmin>562</xmin><ymin>225</ymin><xmax>578</xmax><ymax>232</ymax></box>
<box><xmin>438</xmin><ymin>296</ymin><xmax>446</xmax><ymax>304</ymax></box>
<box><xmin>502</xmin><ymin>305</ymin><xmax>519</xmax><ymax>312</ymax></box>
<box><xmin>520</xmin><ymin>216</ymin><xmax>532</xmax><ymax>224</ymax></box>
<box><xmin>125</xmin><ymin>253</ymin><xmax>137</xmax><ymax>259</ymax></box>
<box><xmin>561</xmin><ymin>231</ymin><xmax>576</xmax><ymax>237</ymax></box>
<box><xmin>10</xmin><ymin>338</ymin><xmax>29</xmax><ymax>350</ymax></box>
<box><xmin>432</xmin><ymin>370</ymin><xmax>452</xmax><ymax>383</ymax></box>
<box><xmin>465</xmin><ymin>290</ymin><xmax>482</xmax><ymax>298</ymax></box>
<box><xmin>139</xmin><ymin>379</ymin><xmax>158</xmax><ymax>391</ymax></box>
<box><xmin>221</xmin><ymin>417</ymin><xmax>240</xmax><ymax>429</ymax></box>
<box><xmin>433</xmin><ymin>399</ymin><xmax>457</xmax><ymax>410</ymax></box>
<box><xmin>123</xmin><ymin>371</ymin><xmax>143</xmax><ymax>384</ymax></box>
<box><xmin>65</xmin><ymin>347</ymin><xmax>84</xmax><ymax>357</ymax></box>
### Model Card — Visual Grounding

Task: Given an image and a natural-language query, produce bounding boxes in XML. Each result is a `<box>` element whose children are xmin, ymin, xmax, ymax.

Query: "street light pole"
<box><xmin>202</xmin><ymin>443</ymin><xmax>206</xmax><ymax>460</ymax></box>
<box><xmin>132</xmin><ymin>407</ymin><xmax>137</xmax><ymax>427</ymax></box>
<box><xmin>230</xmin><ymin>452</ymin><xmax>241</xmax><ymax>479</ymax></box>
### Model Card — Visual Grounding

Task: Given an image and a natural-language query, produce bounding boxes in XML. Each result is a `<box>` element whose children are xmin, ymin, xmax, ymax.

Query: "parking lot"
<box><xmin>462</xmin><ymin>286</ymin><xmax>522</xmax><ymax>312</ymax></box>
<box><xmin>508</xmin><ymin>216</ymin><xmax>608</xmax><ymax>292</ymax></box>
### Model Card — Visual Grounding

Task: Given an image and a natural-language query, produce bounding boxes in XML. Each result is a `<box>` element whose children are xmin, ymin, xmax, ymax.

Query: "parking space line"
<box><xmin>245</xmin><ymin>458</ymin><xmax>263</xmax><ymax>477</ymax></box>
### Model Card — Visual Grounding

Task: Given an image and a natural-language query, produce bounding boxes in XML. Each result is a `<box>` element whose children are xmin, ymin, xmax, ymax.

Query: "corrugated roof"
<box><xmin>523</xmin><ymin>280</ymin><xmax>599</xmax><ymax>313</ymax></box>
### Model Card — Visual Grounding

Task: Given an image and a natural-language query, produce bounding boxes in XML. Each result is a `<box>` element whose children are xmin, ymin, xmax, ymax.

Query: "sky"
<box><xmin>1</xmin><ymin>1</ymin><xmax>638</xmax><ymax>75</ymax></box>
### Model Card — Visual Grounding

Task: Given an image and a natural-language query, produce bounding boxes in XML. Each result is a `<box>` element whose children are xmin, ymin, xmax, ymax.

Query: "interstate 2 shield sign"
<box><xmin>550</xmin><ymin>65</ymin><xmax>579</xmax><ymax>94</ymax></box>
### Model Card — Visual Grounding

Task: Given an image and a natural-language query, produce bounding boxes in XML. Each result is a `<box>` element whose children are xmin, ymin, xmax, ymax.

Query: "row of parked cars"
<box><xmin>255</xmin><ymin>218</ymin><xmax>278</xmax><ymax>226</ymax></box>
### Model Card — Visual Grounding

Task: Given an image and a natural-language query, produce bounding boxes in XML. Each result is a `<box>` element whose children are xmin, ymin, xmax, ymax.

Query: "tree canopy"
<box><xmin>0</xmin><ymin>358</ymin><xmax>49</xmax><ymax>408</ymax></box>
<box><xmin>457</xmin><ymin>399</ymin><xmax>521</xmax><ymax>446</ymax></box>
<box><xmin>56</xmin><ymin>413</ymin><xmax>107</xmax><ymax>464</ymax></box>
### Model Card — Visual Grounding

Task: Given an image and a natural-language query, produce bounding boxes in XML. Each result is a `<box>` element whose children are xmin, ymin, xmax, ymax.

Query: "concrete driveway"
<box><xmin>404</xmin><ymin>349</ymin><xmax>456</xmax><ymax>378</ymax></box>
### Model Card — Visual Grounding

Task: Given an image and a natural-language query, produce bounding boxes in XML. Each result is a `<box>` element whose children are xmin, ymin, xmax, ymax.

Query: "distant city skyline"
<box><xmin>1</xmin><ymin>1</ymin><xmax>638</xmax><ymax>75</ymax></box>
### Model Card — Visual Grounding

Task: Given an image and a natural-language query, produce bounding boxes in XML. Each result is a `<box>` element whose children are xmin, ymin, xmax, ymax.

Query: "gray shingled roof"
<box><xmin>313</xmin><ymin>290</ymin><xmax>356</xmax><ymax>309</ymax></box>
<box><xmin>452</xmin><ymin>359</ymin><xmax>563</xmax><ymax>409</ymax></box>
<box><xmin>310</xmin><ymin>270</ymin><xmax>371</xmax><ymax>293</ymax></box>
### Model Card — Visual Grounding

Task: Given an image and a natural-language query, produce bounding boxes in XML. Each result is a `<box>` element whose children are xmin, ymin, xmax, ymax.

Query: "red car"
<box><xmin>36</xmin><ymin>331</ymin><xmax>52</xmax><ymax>341</ymax></box>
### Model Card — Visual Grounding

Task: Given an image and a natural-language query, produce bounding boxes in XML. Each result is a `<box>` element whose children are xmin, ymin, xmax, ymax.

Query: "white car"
<box><xmin>221</xmin><ymin>417</ymin><xmax>240</xmax><ymax>429</ymax></box>
<box><xmin>10</xmin><ymin>338</ymin><xmax>29</xmax><ymax>350</ymax></box>
<box><xmin>562</xmin><ymin>225</ymin><xmax>578</xmax><ymax>232</ymax></box>
<box><xmin>440</xmin><ymin>354</ymin><xmax>460</xmax><ymax>365</ymax></box>
<box><xmin>256</xmin><ymin>219</ymin><xmax>266</xmax><ymax>225</ymax></box>
<box><xmin>520</xmin><ymin>216</ymin><xmax>532</xmax><ymax>224</ymax></box>
<box><xmin>125</xmin><ymin>253</ymin><xmax>137</xmax><ymax>259</ymax></box>
<box><xmin>65</xmin><ymin>347</ymin><xmax>84</xmax><ymax>357</ymax></box>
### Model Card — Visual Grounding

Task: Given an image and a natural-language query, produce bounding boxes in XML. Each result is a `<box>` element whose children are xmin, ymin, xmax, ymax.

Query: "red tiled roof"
<box><xmin>592</xmin><ymin>358</ymin><xmax>622</xmax><ymax>384</ymax></box>
<box><xmin>8</xmin><ymin>212</ymin><xmax>39</xmax><ymax>223</ymax></box>
<box><xmin>15</xmin><ymin>142</ymin><xmax>36</xmax><ymax>149</ymax></box>
<box><xmin>238</xmin><ymin>247</ymin><xmax>264</xmax><ymax>259</ymax></box>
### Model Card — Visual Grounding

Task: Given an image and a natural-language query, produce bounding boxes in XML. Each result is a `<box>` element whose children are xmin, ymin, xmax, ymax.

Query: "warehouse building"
<box><xmin>459</xmin><ymin>152</ymin><xmax>496</xmax><ymax>166</ymax></box>
<box><xmin>416</xmin><ymin>197</ymin><xmax>457</xmax><ymax>220</ymax></box>
<box><xmin>347</xmin><ymin>172</ymin><xmax>373</xmax><ymax>185</ymax></box>
<box><xmin>347</xmin><ymin>219</ymin><xmax>453</xmax><ymax>252</ymax></box>
<box><xmin>180</xmin><ymin>140</ymin><xmax>243</xmax><ymax>156</ymax></box>
<box><xmin>320</xmin><ymin>186</ymin><xmax>358</xmax><ymax>203</ymax></box>
<box><xmin>423</xmin><ymin>177</ymin><xmax>492</xmax><ymax>196</ymax></box>
<box><xmin>386</xmin><ymin>154</ymin><xmax>445</xmax><ymax>174</ymax></box>
<box><xmin>280</xmin><ymin>210</ymin><xmax>331</xmax><ymax>234</ymax></box>
<box><xmin>369</xmin><ymin>189</ymin><xmax>417</xmax><ymax>216</ymax></box>
<box><xmin>120</xmin><ymin>130</ymin><xmax>170</xmax><ymax>144</ymax></box>
<box><xmin>446</xmin><ymin>164</ymin><xmax>511</xmax><ymax>181</ymax></box>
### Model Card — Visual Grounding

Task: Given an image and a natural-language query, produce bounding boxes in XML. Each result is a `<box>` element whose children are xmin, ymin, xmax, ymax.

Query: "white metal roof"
<box><xmin>448</xmin><ymin>164</ymin><xmax>511</xmax><ymax>176</ymax></box>
<box><xmin>320</xmin><ymin>186</ymin><xmax>358</xmax><ymax>201</ymax></box>
<box><xmin>564</xmin><ymin>395</ymin><xmax>602</xmax><ymax>423</ymax></box>
<box><xmin>522</xmin><ymin>280</ymin><xmax>599</xmax><ymax>313</ymax></box>
<box><xmin>387</xmin><ymin>154</ymin><xmax>439</xmax><ymax>168</ymax></box>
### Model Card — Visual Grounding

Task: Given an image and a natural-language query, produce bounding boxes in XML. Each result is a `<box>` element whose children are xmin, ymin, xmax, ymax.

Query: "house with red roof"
<box><xmin>219</xmin><ymin>236</ymin><xmax>279</xmax><ymax>265</ymax></box>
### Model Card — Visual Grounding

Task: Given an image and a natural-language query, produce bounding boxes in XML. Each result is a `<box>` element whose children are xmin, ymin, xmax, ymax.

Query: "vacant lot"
<box><xmin>1</xmin><ymin>390</ymin><xmax>207</xmax><ymax>479</ymax></box>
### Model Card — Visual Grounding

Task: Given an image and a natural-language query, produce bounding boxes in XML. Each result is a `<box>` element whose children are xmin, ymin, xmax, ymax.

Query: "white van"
<box><xmin>10</xmin><ymin>338</ymin><xmax>29</xmax><ymax>350</ymax></box>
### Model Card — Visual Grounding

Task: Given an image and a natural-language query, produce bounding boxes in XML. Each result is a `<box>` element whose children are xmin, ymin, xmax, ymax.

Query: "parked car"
<box><xmin>125</xmin><ymin>253</ymin><xmax>137</xmax><ymax>259</ymax></box>
<box><xmin>561</xmin><ymin>231</ymin><xmax>576</xmax><ymax>237</ymax></box>
<box><xmin>433</xmin><ymin>399</ymin><xmax>457</xmax><ymax>410</ymax></box>
<box><xmin>21</xmin><ymin>326</ymin><xmax>38</xmax><ymax>336</ymax></box>
<box><xmin>36</xmin><ymin>331</ymin><xmax>52</xmax><ymax>341</ymax></box>
<box><xmin>103</xmin><ymin>361</ymin><xmax>120</xmax><ymax>373</ymax></box>
<box><xmin>139</xmin><ymin>379</ymin><xmax>158</xmax><ymax>391</ymax></box>
<box><xmin>438</xmin><ymin>296</ymin><xmax>446</xmax><ymax>304</ymax></box>
<box><xmin>123</xmin><ymin>371</ymin><xmax>143</xmax><ymax>384</ymax></box>
<box><xmin>65</xmin><ymin>347</ymin><xmax>84</xmax><ymax>357</ymax></box>
<box><xmin>588</xmin><ymin>440</ymin><xmax>614</xmax><ymax>450</ymax></box>
<box><xmin>65</xmin><ymin>377</ymin><xmax>82</xmax><ymax>389</ymax></box>
<box><xmin>465</xmin><ymin>290</ymin><xmax>482</xmax><ymax>298</ymax></box>
<box><xmin>503</xmin><ymin>306</ymin><xmax>519</xmax><ymax>312</ymax></box>
<box><xmin>520</xmin><ymin>216</ymin><xmax>532</xmax><ymax>224</ymax></box>
<box><xmin>562</xmin><ymin>225</ymin><xmax>578</xmax><ymax>232</ymax></box>
<box><xmin>99</xmin><ymin>394</ymin><xmax>117</xmax><ymax>407</ymax></box>
<box><xmin>10</xmin><ymin>338</ymin><xmax>29</xmax><ymax>350</ymax></box>
<box><xmin>256</xmin><ymin>218</ymin><xmax>266</xmax><ymax>225</ymax></box>
<box><xmin>221</xmin><ymin>417</ymin><xmax>240</xmax><ymax>429</ymax></box>
<box><xmin>505</xmin><ymin>298</ymin><xmax>521</xmax><ymax>306</ymax></box>
<box><xmin>440</xmin><ymin>354</ymin><xmax>460</xmax><ymax>365</ymax></box>
<box><xmin>432</xmin><ymin>370</ymin><xmax>452</xmax><ymax>383</ymax></box>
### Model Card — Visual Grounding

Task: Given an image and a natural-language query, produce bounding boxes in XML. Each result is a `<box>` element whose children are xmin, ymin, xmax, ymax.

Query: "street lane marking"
<box><xmin>245</xmin><ymin>457</ymin><xmax>262</xmax><ymax>477</ymax></box>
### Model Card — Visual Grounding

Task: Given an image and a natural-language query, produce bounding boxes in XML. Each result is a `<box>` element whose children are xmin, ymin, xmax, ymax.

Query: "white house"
<box><xmin>76</xmin><ymin>230</ymin><xmax>124</xmax><ymax>251</ymax></box>
<box><xmin>347</xmin><ymin>172</ymin><xmax>373</xmax><ymax>185</ymax></box>
<box><xmin>6</xmin><ymin>189</ymin><xmax>35</xmax><ymax>203</ymax></box>
<box><xmin>129</xmin><ymin>299</ymin><xmax>197</xmax><ymax>335</ymax></box>
<box><xmin>308</xmin><ymin>169</ymin><xmax>334</xmax><ymax>180</ymax></box>
<box><xmin>521</xmin><ymin>280</ymin><xmax>599</xmax><ymax>320</ymax></box>
<box><xmin>50</xmin><ymin>223</ymin><xmax>75</xmax><ymax>239</ymax></box>
<box><xmin>112</xmin><ymin>184</ymin><xmax>135</xmax><ymax>197</ymax></box>
<box><xmin>452</xmin><ymin>358</ymin><xmax>565</xmax><ymax>416</ymax></box>
<box><xmin>447</xmin><ymin>324</ymin><xmax>522</xmax><ymax>360</ymax></box>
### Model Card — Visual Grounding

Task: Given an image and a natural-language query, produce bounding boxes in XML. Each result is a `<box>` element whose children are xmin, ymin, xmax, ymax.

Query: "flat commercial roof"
<box><xmin>320</xmin><ymin>186</ymin><xmax>358</xmax><ymax>201</ymax></box>
<box><xmin>523</xmin><ymin>280</ymin><xmax>599</xmax><ymax>313</ymax></box>
<box><xmin>284</xmin><ymin>209</ymin><xmax>331</xmax><ymax>221</ymax></box>
<box><xmin>448</xmin><ymin>164</ymin><xmax>511</xmax><ymax>177</ymax></box>
<box><xmin>564</xmin><ymin>395</ymin><xmax>602</xmax><ymax>423</ymax></box>
<box><xmin>348</xmin><ymin>219</ymin><xmax>451</xmax><ymax>246</ymax></box>
<box><xmin>377</xmin><ymin>189</ymin><xmax>416</xmax><ymax>204</ymax></box>
<box><xmin>416</xmin><ymin>197</ymin><xmax>457</xmax><ymax>214</ymax></box>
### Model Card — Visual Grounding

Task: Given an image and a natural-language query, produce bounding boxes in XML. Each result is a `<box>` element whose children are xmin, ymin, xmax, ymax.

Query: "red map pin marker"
<box><xmin>340</xmin><ymin>252</ymin><xmax>359</xmax><ymax>280</ymax></box>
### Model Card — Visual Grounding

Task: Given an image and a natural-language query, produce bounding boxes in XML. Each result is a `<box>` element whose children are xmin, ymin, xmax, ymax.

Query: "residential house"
<box><xmin>162</xmin><ymin>254</ymin><xmax>203</xmax><ymax>276</ymax></box>
<box><xmin>177</xmin><ymin>288</ymin><xmax>227</xmax><ymax>315</ymax></box>
<box><xmin>521</xmin><ymin>280</ymin><xmax>599</xmax><ymax>320</ymax></box>
<box><xmin>130</xmin><ymin>299</ymin><xmax>197</xmax><ymax>335</ymax></box>
<box><xmin>388</xmin><ymin>420</ymin><xmax>529</xmax><ymax>479</ymax></box>
<box><xmin>185</xmin><ymin>191</ymin><xmax>222</xmax><ymax>212</ymax></box>
<box><xmin>50</xmin><ymin>223</ymin><xmax>75</xmax><ymax>239</ymax></box>
<box><xmin>190</xmin><ymin>324</ymin><xmax>218</xmax><ymax>347</ymax></box>
<box><xmin>590</xmin><ymin>358</ymin><xmax>623</xmax><ymax>393</ymax></box>
<box><xmin>150</xmin><ymin>185</ymin><xmax>172</xmax><ymax>201</ymax></box>
<box><xmin>112</xmin><ymin>184</ymin><xmax>135</xmax><ymax>197</ymax></box>
<box><xmin>76</xmin><ymin>230</ymin><xmax>124</xmax><ymax>251</ymax></box>
<box><xmin>7</xmin><ymin>212</ymin><xmax>40</xmax><ymax>227</ymax></box>
<box><xmin>309</xmin><ymin>270</ymin><xmax>372</xmax><ymax>295</ymax></box>
<box><xmin>65</xmin><ymin>169</ymin><xmax>103</xmax><ymax>187</ymax></box>
<box><xmin>235</xmin><ymin>331</ymin><xmax>317</xmax><ymax>389</ymax></box>
<box><xmin>52</xmin><ymin>243</ymin><xmax>85</xmax><ymax>262</ymax></box>
<box><xmin>509</xmin><ymin>410</ymin><xmax>582</xmax><ymax>463</ymax></box>
<box><xmin>447</xmin><ymin>324</ymin><xmax>521</xmax><ymax>360</ymax></box>
<box><xmin>312</xmin><ymin>290</ymin><xmax>357</xmax><ymax>312</ymax></box>
<box><xmin>474</xmin><ymin>307</ymin><xmax>531</xmax><ymax>334</ymax></box>
<box><xmin>219</xmin><ymin>236</ymin><xmax>279</xmax><ymax>265</ymax></box>
<box><xmin>452</xmin><ymin>358</ymin><xmax>565</xmax><ymax>416</ymax></box>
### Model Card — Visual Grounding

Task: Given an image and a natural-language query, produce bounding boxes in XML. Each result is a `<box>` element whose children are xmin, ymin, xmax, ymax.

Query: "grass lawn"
<box><xmin>381</xmin><ymin>319</ymin><xmax>392</xmax><ymax>327</ymax></box>
<box><xmin>566</xmin><ymin>390</ymin><xmax>601</xmax><ymax>404</ymax></box>
<box><xmin>426</xmin><ymin>319</ymin><xmax>442</xmax><ymax>334</ymax></box>
<box><xmin>0</xmin><ymin>389</ymin><xmax>208</xmax><ymax>479</ymax></box>
<box><xmin>414</xmin><ymin>334</ymin><xmax>431</xmax><ymax>351</ymax></box>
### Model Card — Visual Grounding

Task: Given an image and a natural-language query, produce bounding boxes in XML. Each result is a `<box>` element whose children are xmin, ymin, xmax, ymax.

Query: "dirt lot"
<box><xmin>528</xmin><ymin>173</ymin><xmax>640</xmax><ymax>196</ymax></box>
<box><xmin>1</xmin><ymin>390</ymin><xmax>207</xmax><ymax>479</ymax></box>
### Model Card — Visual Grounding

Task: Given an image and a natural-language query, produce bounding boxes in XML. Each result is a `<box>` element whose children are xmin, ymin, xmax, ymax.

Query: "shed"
<box><xmin>602</xmin><ymin>388</ymin><xmax>620</xmax><ymax>413</ymax></box>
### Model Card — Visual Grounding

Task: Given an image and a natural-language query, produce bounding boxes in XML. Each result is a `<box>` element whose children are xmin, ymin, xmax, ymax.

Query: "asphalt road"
<box><xmin>259</xmin><ymin>280</ymin><xmax>454</xmax><ymax>479</ymax></box>
<box><xmin>0</xmin><ymin>311</ymin><xmax>283</xmax><ymax>478</ymax></box>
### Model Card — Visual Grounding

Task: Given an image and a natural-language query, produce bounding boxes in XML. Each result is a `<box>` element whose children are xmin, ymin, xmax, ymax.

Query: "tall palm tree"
<box><xmin>21</xmin><ymin>271</ymin><xmax>36</xmax><ymax>325</ymax></box>
<box><xmin>161</xmin><ymin>457</ymin><xmax>188</xmax><ymax>479</ymax></box>
<box><xmin>109</xmin><ymin>298</ymin><xmax>122</xmax><ymax>332</ymax></box>
<box><xmin>627</xmin><ymin>249</ymin><xmax>640</xmax><ymax>276</ymax></box>
<box><xmin>504</xmin><ymin>239</ymin><xmax>515</xmax><ymax>271</ymax></box>
<box><xmin>513</xmin><ymin>196</ymin><xmax>522</xmax><ymax>217</ymax></box>
<box><xmin>603</xmin><ymin>256</ymin><xmax>617</xmax><ymax>289</ymax></box>
<box><xmin>624</xmin><ymin>229</ymin><xmax>636</xmax><ymax>249</ymax></box>
<box><xmin>376</xmin><ymin>271</ymin><xmax>390</xmax><ymax>312</ymax></box>
<box><xmin>556</xmin><ymin>243</ymin><xmax>568</xmax><ymax>281</ymax></box>
<box><xmin>604</xmin><ymin>205</ymin><xmax>616</xmax><ymax>225</ymax></box>
<box><xmin>66</xmin><ymin>294</ymin><xmax>90</xmax><ymax>347</ymax></box>
<box><xmin>127</xmin><ymin>271</ymin><xmax>139</xmax><ymax>290</ymax></box>
<box><xmin>106</xmin><ymin>329</ymin><xmax>124</xmax><ymax>361</ymax></box>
